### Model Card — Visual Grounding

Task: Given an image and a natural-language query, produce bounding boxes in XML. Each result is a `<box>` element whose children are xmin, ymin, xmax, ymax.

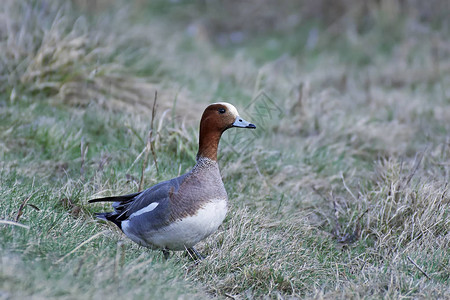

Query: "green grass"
<box><xmin>1</xmin><ymin>0</ymin><xmax>449</xmax><ymax>299</ymax></box>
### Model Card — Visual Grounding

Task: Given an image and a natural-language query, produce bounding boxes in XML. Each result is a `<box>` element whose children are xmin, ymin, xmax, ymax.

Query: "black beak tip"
<box><xmin>248</xmin><ymin>123</ymin><xmax>256</xmax><ymax>129</ymax></box>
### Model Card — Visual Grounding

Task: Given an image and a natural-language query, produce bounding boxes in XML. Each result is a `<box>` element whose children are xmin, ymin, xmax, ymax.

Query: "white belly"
<box><xmin>125</xmin><ymin>199</ymin><xmax>228</xmax><ymax>251</ymax></box>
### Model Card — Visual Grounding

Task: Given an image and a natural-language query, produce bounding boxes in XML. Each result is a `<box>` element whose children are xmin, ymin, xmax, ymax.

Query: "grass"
<box><xmin>1</xmin><ymin>0</ymin><xmax>449</xmax><ymax>298</ymax></box>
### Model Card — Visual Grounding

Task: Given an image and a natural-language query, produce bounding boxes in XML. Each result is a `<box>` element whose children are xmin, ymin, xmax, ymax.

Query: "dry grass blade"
<box><xmin>139</xmin><ymin>91</ymin><xmax>158</xmax><ymax>192</ymax></box>
<box><xmin>124</xmin><ymin>258</ymin><xmax>156</xmax><ymax>277</ymax></box>
<box><xmin>15</xmin><ymin>190</ymin><xmax>39</xmax><ymax>222</ymax></box>
<box><xmin>0</xmin><ymin>220</ymin><xmax>30</xmax><ymax>230</ymax></box>
<box><xmin>224</xmin><ymin>293</ymin><xmax>236</xmax><ymax>299</ymax></box>
<box><xmin>139</xmin><ymin>124</ymin><xmax>151</xmax><ymax>192</ymax></box>
<box><xmin>55</xmin><ymin>230</ymin><xmax>108</xmax><ymax>264</ymax></box>
<box><xmin>114</xmin><ymin>241</ymin><xmax>126</xmax><ymax>279</ymax></box>
<box><xmin>404</xmin><ymin>149</ymin><xmax>427</xmax><ymax>186</ymax></box>
<box><xmin>149</xmin><ymin>91</ymin><xmax>159</xmax><ymax>174</ymax></box>
<box><xmin>80</xmin><ymin>136</ymin><xmax>88</xmax><ymax>179</ymax></box>
<box><xmin>341</xmin><ymin>172</ymin><xmax>358</xmax><ymax>202</ymax></box>
<box><xmin>312</xmin><ymin>186</ymin><xmax>342</xmax><ymax>236</ymax></box>
<box><xmin>407</xmin><ymin>256</ymin><xmax>431</xmax><ymax>280</ymax></box>
<box><xmin>331</xmin><ymin>195</ymin><xmax>342</xmax><ymax>237</ymax></box>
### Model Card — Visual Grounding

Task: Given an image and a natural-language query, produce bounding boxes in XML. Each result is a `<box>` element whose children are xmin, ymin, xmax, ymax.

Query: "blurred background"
<box><xmin>2</xmin><ymin>0</ymin><xmax>449</xmax><ymax>114</ymax></box>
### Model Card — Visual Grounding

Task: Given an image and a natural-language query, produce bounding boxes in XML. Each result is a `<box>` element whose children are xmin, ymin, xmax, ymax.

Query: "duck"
<box><xmin>89</xmin><ymin>102</ymin><xmax>256</xmax><ymax>259</ymax></box>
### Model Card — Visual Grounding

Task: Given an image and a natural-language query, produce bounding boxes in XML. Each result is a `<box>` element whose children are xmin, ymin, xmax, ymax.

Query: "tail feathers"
<box><xmin>94</xmin><ymin>212</ymin><xmax>109</xmax><ymax>221</ymax></box>
<box><xmin>94</xmin><ymin>212</ymin><xmax>122</xmax><ymax>230</ymax></box>
<box><xmin>89</xmin><ymin>192</ymin><xmax>140</xmax><ymax>230</ymax></box>
<box><xmin>88</xmin><ymin>192</ymin><xmax>141</xmax><ymax>204</ymax></box>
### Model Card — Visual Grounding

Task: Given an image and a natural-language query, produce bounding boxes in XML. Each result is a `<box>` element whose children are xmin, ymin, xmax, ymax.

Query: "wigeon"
<box><xmin>89</xmin><ymin>102</ymin><xmax>256</xmax><ymax>259</ymax></box>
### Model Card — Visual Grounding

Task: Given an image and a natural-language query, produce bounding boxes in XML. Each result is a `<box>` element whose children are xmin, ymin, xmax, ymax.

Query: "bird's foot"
<box><xmin>162</xmin><ymin>248</ymin><xmax>170</xmax><ymax>260</ymax></box>
<box><xmin>186</xmin><ymin>247</ymin><xmax>205</xmax><ymax>261</ymax></box>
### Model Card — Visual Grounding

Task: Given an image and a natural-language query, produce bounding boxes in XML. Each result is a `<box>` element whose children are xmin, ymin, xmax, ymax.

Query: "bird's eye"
<box><xmin>218</xmin><ymin>108</ymin><xmax>226</xmax><ymax>114</ymax></box>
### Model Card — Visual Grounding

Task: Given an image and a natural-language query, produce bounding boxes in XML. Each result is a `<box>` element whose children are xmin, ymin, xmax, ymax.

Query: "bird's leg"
<box><xmin>186</xmin><ymin>247</ymin><xmax>205</xmax><ymax>261</ymax></box>
<box><xmin>162</xmin><ymin>248</ymin><xmax>170</xmax><ymax>260</ymax></box>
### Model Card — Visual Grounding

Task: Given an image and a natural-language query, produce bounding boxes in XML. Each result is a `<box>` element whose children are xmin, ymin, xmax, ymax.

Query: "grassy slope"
<box><xmin>1</xmin><ymin>0</ymin><xmax>449</xmax><ymax>299</ymax></box>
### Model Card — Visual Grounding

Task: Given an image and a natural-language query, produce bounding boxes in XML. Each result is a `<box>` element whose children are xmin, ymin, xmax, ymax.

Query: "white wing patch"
<box><xmin>129</xmin><ymin>202</ymin><xmax>159</xmax><ymax>218</ymax></box>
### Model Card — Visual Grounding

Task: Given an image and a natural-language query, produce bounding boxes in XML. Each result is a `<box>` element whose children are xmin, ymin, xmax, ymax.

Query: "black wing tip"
<box><xmin>88</xmin><ymin>197</ymin><xmax>118</xmax><ymax>203</ymax></box>
<box><xmin>88</xmin><ymin>192</ymin><xmax>142</xmax><ymax>204</ymax></box>
<box><xmin>94</xmin><ymin>212</ymin><xmax>109</xmax><ymax>221</ymax></box>
<box><xmin>93</xmin><ymin>212</ymin><xmax>123</xmax><ymax>230</ymax></box>
<box><xmin>88</xmin><ymin>198</ymin><xmax>110</xmax><ymax>203</ymax></box>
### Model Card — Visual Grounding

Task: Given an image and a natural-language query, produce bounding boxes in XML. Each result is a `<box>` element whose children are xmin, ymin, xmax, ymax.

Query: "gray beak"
<box><xmin>232</xmin><ymin>116</ymin><xmax>256</xmax><ymax>129</ymax></box>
